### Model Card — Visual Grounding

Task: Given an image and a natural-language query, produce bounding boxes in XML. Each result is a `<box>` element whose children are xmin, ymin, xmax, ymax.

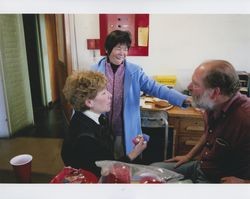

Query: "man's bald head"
<box><xmin>197</xmin><ymin>60</ymin><xmax>240</xmax><ymax>97</ymax></box>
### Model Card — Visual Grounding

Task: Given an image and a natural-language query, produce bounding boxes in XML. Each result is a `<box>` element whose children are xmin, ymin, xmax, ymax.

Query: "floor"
<box><xmin>14</xmin><ymin>103</ymin><xmax>68</xmax><ymax>138</ymax></box>
<box><xmin>0</xmin><ymin>104</ymin><xmax>68</xmax><ymax>183</ymax></box>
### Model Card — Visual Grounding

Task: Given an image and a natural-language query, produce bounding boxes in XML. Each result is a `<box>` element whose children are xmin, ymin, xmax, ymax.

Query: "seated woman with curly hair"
<box><xmin>61</xmin><ymin>71</ymin><xmax>147</xmax><ymax>177</ymax></box>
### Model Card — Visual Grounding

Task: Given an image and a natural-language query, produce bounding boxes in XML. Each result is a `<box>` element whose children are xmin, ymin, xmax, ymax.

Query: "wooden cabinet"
<box><xmin>167</xmin><ymin>107</ymin><xmax>205</xmax><ymax>156</ymax></box>
<box><xmin>237</xmin><ymin>71</ymin><xmax>250</xmax><ymax>96</ymax></box>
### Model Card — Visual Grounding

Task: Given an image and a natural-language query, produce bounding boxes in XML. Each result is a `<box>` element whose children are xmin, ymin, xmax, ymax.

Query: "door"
<box><xmin>23</xmin><ymin>14</ymin><xmax>73</xmax><ymax>123</ymax></box>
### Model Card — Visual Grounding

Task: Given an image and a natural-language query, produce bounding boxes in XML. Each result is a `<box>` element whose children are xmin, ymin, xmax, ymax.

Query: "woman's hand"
<box><xmin>164</xmin><ymin>155</ymin><xmax>191</xmax><ymax>168</ymax></box>
<box><xmin>128</xmin><ymin>139</ymin><xmax>147</xmax><ymax>160</ymax></box>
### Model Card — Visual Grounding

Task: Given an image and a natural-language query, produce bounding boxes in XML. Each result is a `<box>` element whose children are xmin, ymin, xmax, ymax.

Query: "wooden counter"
<box><xmin>167</xmin><ymin>106</ymin><xmax>205</xmax><ymax>156</ymax></box>
<box><xmin>167</xmin><ymin>106</ymin><xmax>204</xmax><ymax>119</ymax></box>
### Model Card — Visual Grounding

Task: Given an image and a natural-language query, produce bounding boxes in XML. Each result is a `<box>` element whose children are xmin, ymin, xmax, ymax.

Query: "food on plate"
<box><xmin>144</xmin><ymin>100</ymin><xmax>154</xmax><ymax>104</ymax></box>
<box><xmin>141</xmin><ymin>97</ymin><xmax>173</xmax><ymax>110</ymax></box>
<box><xmin>154</xmin><ymin>100</ymin><xmax>170</xmax><ymax>108</ymax></box>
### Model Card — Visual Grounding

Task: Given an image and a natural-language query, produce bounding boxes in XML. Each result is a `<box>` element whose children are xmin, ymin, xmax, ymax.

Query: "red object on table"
<box><xmin>50</xmin><ymin>167</ymin><xmax>98</xmax><ymax>183</ymax></box>
<box><xmin>103</xmin><ymin>163</ymin><xmax>131</xmax><ymax>183</ymax></box>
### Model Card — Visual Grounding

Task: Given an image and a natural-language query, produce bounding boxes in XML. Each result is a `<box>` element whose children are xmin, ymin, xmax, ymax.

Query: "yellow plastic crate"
<box><xmin>153</xmin><ymin>75</ymin><xmax>177</xmax><ymax>86</ymax></box>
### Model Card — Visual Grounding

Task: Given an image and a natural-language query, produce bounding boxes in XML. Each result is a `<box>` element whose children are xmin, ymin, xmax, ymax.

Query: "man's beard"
<box><xmin>192</xmin><ymin>90</ymin><xmax>215</xmax><ymax>110</ymax></box>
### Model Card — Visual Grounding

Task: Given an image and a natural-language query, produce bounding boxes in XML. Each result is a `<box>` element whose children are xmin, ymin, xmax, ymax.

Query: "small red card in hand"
<box><xmin>132</xmin><ymin>134</ymin><xmax>150</xmax><ymax>145</ymax></box>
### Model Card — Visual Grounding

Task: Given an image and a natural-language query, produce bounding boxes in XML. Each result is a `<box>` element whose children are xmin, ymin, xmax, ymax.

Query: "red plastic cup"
<box><xmin>10</xmin><ymin>154</ymin><xmax>33</xmax><ymax>183</ymax></box>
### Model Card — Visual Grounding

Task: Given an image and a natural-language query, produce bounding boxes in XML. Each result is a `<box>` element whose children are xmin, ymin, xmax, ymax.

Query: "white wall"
<box><xmin>72</xmin><ymin>14</ymin><xmax>250</xmax><ymax>91</ymax></box>
<box><xmin>73</xmin><ymin>14</ymin><xmax>100</xmax><ymax>70</ymax></box>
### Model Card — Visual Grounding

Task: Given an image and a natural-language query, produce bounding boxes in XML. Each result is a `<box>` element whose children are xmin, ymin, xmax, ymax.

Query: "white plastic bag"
<box><xmin>95</xmin><ymin>160</ymin><xmax>183</xmax><ymax>183</ymax></box>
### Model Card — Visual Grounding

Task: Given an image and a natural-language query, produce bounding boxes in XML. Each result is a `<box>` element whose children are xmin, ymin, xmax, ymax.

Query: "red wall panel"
<box><xmin>99</xmin><ymin>14</ymin><xmax>149</xmax><ymax>56</ymax></box>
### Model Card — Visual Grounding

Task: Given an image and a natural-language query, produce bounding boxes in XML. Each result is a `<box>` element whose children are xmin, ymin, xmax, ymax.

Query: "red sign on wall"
<box><xmin>99</xmin><ymin>14</ymin><xmax>149</xmax><ymax>56</ymax></box>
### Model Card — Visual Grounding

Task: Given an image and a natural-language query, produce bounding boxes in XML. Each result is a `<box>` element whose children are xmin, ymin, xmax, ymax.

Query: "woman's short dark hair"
<box><xmin>202</xmin><ymin>60</ymin><xmax>240</xmax><ymax>97</ymax></box>
<box><xmin>104</xmin><ymin>30</ymin><xmax>132</xmax><ymax>55</ymax></box>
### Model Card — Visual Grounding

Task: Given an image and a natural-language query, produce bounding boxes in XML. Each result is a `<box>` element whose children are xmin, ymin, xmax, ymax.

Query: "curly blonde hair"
<box><xmin>63</xmin><ymin>71</ymin><xmax>107</xmax><ymax>111</ymax></box>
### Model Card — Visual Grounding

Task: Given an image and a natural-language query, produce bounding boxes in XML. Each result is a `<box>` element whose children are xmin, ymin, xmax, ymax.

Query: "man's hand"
<box><xmin>164</xmin><ymin>155</ymin><xmax>191</xmax><ymax>168</ymax></box>
<box><xmin>221</xmin><ymin>176</ymin><xmax>248</xmax><ymax>183</ymax></box>
<box><xmin>183</xmin><ymin>96</ymin><xmax>193</xmax><ymax>108</ymax></box>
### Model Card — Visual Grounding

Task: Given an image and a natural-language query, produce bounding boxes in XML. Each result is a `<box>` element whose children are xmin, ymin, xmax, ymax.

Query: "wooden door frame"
<box><xmin>54</xmin><ymin>14</ymin><xmax>73</xmax><ymax>122</ymax></box>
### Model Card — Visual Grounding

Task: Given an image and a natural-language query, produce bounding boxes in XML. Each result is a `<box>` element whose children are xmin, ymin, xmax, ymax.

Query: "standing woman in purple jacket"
<box><xmin>92</xmin><ymin>30</ymin><xmax>191</xmax><ymax>159</ymax></box>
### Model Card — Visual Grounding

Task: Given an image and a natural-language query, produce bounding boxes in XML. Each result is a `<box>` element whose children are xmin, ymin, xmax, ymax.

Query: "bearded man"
<box><xmin>152</xmin><ymin>60</ymin><xmax>250</xmax><ymax>183</ymax></box>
